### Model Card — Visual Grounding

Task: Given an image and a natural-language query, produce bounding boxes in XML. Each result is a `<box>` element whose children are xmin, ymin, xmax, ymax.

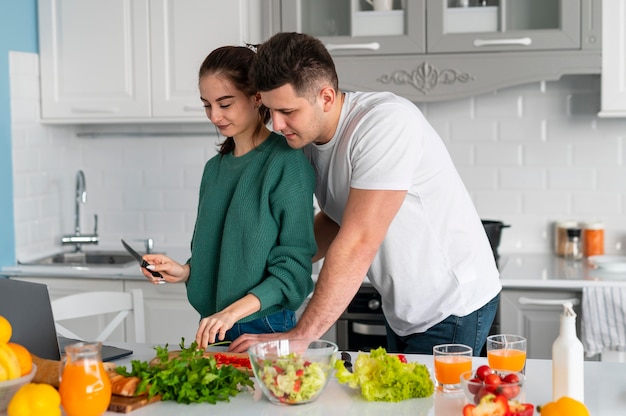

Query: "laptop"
<box><xmin>0</xmin><ymin>278</ymin><xmax>133</xmax><ymax>362</ymax></box>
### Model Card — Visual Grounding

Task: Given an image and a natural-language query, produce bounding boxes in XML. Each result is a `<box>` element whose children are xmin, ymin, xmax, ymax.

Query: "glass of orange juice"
<box><xmin>433</xmin><ymin>344</ymin><xmax>473</xmax><ymax>393</ymax></box>
<box><xmin>59</xmin><ymin>341</ymin><xmax>111</xmax><ymax>416</ymax></box>
<box><xmin>486</xmin><ymin>334</ymin><xmax>527</xmax><ymax>373</ymax></box>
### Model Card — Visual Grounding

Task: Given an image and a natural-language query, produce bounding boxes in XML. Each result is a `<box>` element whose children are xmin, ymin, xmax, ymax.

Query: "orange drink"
<box><xmin>486</xmin><ymin>334</ymin><xmax>527</xmax><ymax>373</ymax></box>
<box><xmin>59</xmin><ymin>342</ymin><xmax>111</xmax><ymax>416</ymax></box>
<box><xmin>434</xmin><ymin>355</ymin><xmax>472</xmax><ymax>385</ymax></box>
<box><xmin>433</xmin><ymin>344</ymin><xmax>473</xmax><ymax>392</ymax></box>
<box><xmin>487</xmin><ymin>348</ymin><xmax>526</xmax><ymax>372</ymax></box>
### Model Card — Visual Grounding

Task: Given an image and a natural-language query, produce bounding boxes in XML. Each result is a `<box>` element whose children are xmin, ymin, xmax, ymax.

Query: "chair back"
<box><xmin>51</xmin><ymin>289</ymin><xmax>146</xmax><ymax>343</ymax></box>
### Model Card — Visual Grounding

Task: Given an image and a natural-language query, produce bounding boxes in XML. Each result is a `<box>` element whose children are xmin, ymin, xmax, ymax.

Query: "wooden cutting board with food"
<box><xmin>31</xmin><ymin>340</ymin><xmax>254</xmax><ymax>413</ymax></box>
<box><xmin>104</xmin><ymin>341</ymin><xmax>254</xmax><ymax>412</ymax></box>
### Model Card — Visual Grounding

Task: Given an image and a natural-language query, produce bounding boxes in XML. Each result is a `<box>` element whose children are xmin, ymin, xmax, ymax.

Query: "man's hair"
<box><xmin>252</xmin><ymin>32</ymin><xmax>339</xmax><ymax>100</ymax></box>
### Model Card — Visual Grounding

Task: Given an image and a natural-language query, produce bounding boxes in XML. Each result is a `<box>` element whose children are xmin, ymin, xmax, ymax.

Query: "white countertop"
<box><xmin>102</xmin><ymin>342</ymin><xmax>625</xmax><ymax>415</ymax></box>
<box><xmin>5</xmin><ymin>251</ymin><xmax>626</xmax><ymax>291</ymax></box>
<box><xmin>499</xmin><ymin>253</ymin><xmax>626</xmax><ymax>289</ymax></box>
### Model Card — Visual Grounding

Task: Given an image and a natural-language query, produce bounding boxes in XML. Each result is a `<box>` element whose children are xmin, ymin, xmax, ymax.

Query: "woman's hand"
<box><xmin>195</xmin><ymin>311</ymin><xmax>238</xmax><ymax>348</ymax></box>
<box><xmin>195</xmin><ymin>294</ymin><xmax>262</xmax><ymax>349</ymax></box>
<box><xmin>141</xmin><ymin>254</ymin><xmax>189</xmax><ymax>284</ymax></box>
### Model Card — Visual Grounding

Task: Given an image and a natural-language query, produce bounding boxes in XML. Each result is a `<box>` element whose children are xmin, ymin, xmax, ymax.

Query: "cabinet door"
<box><xmin>125</xmin><ymin>280</ymin><xmax>199</xmax><ymax>345</ymax></box>
<box><xmin>426</xmin><ymin>0</ymin><xmax>581</xmax><ymax>53</ymax></box>
<box><xmin>599</xmin><ymin>0</ymin><xmax>626</xmax><ymax>117</ymax></box>
<box><xmin>150</xmin><ymin>0</ymin><xmax>258</xmax><ymax>119</ymax></box>
<box><xmin>12</xmin><ymin>277</ymin><xmax>127</xmax><ymax>342</ymax></box>
<box><xmin>39</xmin><ymin>0</ymin><xmax>151</xmax><ymax>120</ymax></box>
<box><xmin>276</xmin><ymin>0</ymin><xmax>426</xmax><ymax>56</ymax></box>
<box><xmin>500</xmin><ymin>289</ymin><xmax>582</xmax><ymax>360</ymax></box>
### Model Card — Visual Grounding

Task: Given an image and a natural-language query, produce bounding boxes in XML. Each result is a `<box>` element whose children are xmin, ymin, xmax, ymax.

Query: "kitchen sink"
<box><xmin>21</xmin><ymin>250</ymin><xmax>137</xmax><ymax>267</ymax></box>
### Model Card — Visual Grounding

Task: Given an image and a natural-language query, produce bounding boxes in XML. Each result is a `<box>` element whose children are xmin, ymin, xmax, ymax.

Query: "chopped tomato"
<box><xmin>397</xmin><ymin>354</ymin><xmax>407</xmax><ymax>363</ymax></box>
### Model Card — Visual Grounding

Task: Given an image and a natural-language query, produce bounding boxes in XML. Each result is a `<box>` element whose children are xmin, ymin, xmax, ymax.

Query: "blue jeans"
<box><xmin>224</xmin><ymin>309</ymin><xmax>296</xmax><ymax>342</ymax></box>
<box><xmin>386</xmin><ymin>293</ymin><xmax>500</xmax><ymax>356</ymax></box>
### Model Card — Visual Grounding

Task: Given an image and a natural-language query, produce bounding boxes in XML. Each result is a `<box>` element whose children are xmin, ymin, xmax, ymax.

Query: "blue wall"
<box><xmin>0</xmin><ymin>0</ymin><xmax>38</xmax><ymax>266</ymax></box>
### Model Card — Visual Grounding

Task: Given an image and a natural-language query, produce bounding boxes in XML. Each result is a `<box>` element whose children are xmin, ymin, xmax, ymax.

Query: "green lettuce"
<box><xmin>334</xmin><ymin>347</ymin><xmax>434</xmax><ymax>402</ymax></box>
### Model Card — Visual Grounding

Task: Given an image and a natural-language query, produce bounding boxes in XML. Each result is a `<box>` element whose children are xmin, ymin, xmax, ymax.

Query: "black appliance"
<box><xmin>336</xmin><ymin>284</ymin><xmax>387</xmax><ymax>351</ymax></box>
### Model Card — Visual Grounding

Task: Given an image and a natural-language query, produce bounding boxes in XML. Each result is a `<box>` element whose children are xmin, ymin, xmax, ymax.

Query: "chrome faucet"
<box><xmin>61</xmin><ymin>170</ymin><xmax>99</xmax><ymax>251</ymax></box>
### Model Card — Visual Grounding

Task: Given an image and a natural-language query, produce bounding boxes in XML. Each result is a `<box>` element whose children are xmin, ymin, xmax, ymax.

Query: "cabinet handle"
<box><xmin>473</xmin><ymin>37</ymin><xmax>532</xmax><ymax>47</ymax></box>
<box><xmin>325</xmin><ymin>42</ymin><xmax>380</xmax><ymax>51</ymax></box>
<box><xmin>352</xmin><ymin>322</ymin><xmax>387</xmax><ymax>336</ymax></box>
<box><xmin>517</xmin><ymin>296</ymin><xmax>580</xmax><ymax>306</ymax></box>
<box><xmin>70</xmin><ymin>107</ymin><xmax>120</xmax><ymax>114</ymax></box>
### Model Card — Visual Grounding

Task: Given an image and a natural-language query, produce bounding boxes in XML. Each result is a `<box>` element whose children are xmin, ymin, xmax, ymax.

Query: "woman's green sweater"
<box><xmin>186</xmin><ymin>133</ymin><xmax>317</xmax><ymax>322</ymax></box>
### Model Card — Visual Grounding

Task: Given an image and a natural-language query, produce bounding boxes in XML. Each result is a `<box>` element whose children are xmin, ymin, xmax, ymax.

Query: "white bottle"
<box><xmin>552</xmin><ymin>301</ymin><xmax>584</xmax><ymax>403</ymax></box>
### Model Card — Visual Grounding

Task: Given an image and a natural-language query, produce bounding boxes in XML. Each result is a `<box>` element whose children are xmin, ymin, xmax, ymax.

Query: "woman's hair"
<box><xmin>199</xmin><ymin>45</ymin><xmax>270</xmax><ymax>155</ymax></box>
<box><xmin>252</xmin><ymin>32</ymin><xmax>339</xmax><ymax>102</ymax></box>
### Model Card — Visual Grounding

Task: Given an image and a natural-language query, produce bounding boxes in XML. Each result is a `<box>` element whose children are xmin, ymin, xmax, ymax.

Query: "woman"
<box><xmin>141</xmin><ymin>45</ymin><xmax>317</xmax><ymax>348</ymax></box>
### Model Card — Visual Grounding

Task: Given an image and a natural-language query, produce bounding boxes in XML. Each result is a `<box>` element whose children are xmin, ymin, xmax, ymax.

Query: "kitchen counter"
<box><xmin>499</xmin><ymin>253</ymin><xmax>626</xmax><ymax>289</ymax></box>
<box><xmin>103</xmin><ymin>342</ymin><xmax>625</xmax><ymax>415</ymax></box>
<box><xmin>4</xmin><ymin>250</ymin><xmax>626</xmax><ymax>290</ymax></box>
<box><xmin>0</xmin><ymin>246</ymin><xmax>191</xmax><ymax>280</ymax></box>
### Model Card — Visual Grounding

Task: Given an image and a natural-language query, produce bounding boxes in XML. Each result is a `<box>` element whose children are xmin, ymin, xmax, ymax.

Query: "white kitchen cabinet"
<box><xmin>599</xmin><ymin>0</ymin><xmax>626</xmax><ymax>117</ymax></box>
<box><xmin>500</xmin><ymin>289</ymin><xmax>583</xmax><ymax>360</ymax></box>
<box><xmin>125</xmin><ymin>280</ymin><xmax>200</xmax><ymax>346</ymax></box>
<box><xmin>39</xmin><ymin>0</ymin><xmax>263</xmax><ymax>123</ymax></box>
<box><xmin>11</xmin><ymin>276</ymin><xmax>128</xmax><ymax>342</ymax></box>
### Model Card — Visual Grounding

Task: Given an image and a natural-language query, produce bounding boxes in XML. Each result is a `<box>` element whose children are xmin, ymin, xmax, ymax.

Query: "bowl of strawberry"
<box><xmin>460</xmin><ymin>365</ymin><xmax>525</xmax><ymax>405</ymax></box>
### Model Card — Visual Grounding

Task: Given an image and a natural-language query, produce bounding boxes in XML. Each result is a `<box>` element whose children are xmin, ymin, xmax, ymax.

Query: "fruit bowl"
<box><xmin>0</xmin><ymin>363</ymin><xmax>37</xmax><ymax>412</ymax></box>
<box><xmin>460</xmin><ymin>369</ymin><xmax>525</xmax><ymax>405</ymax></box>
<box><xmin>248</xmin><ymin>339</ymin><xmax>337</xmax><ymax>405</ymax></box>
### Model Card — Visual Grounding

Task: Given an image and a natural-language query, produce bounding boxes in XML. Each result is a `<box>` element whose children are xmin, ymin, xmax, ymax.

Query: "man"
<box><xmin>229</xmin><ymin>32</ymin><xmax>501</xmax><ymax>355</ymax></box>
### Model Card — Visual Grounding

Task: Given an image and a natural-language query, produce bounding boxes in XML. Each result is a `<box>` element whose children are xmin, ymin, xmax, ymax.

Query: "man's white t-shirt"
<box><xmin>304</xmin><ymin>91</ymin><xmax>502</xmax><ymax>336</ymax></box>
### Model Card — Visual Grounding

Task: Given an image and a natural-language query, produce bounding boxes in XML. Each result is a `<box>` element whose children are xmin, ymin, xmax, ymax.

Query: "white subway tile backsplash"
<box><xmin>499</xmin><ymin>167</ymin><xmax>546</xmax><ymax>190</ymax></box>
<box><xmin>9</xmin><ymin>52</ymin><xmax>626</xmax><ymax>260</ymax></box>
<box><xmin>548</xmin><ymin>168</ymin><xmax>595</xmax><ymax>190</ymax></box>
<box><xmin>475</xmin><ymin>143</ymin><xmax>521</xmax><ymax>166</ymax></box>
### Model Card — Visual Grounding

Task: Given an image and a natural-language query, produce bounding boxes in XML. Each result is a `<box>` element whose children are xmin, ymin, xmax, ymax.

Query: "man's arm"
<box><xmin>228</xmin><ymin>187</ymin><xmax>407</xmax><ymax>351</ymax></box>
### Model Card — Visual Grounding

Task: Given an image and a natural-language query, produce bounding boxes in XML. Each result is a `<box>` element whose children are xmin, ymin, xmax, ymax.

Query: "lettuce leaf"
<box><xmin>334</xmin><ymin>347</ymin><xmax>434</xmax><ymax>402</ymax></box>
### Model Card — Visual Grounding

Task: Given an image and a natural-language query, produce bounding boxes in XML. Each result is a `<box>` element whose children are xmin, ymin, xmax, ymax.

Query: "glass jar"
<box><xmin>59</xmin><ymin>342</ymin><xmax>111</xmax><ymax>416</ymax></box>
<box><xmin>554</xmin><ymin>220</ymin><xmax>579</xmax><ymax>257</ymax></box>
<box><xmin>583</xmin><ymin>221</ymin><xmax>604</xmax><ymax>257</ymax></box>
<box><xmin>563</xmin><ymin>228</ymin><xmax>583</xmax><ymax>261</ymax></box>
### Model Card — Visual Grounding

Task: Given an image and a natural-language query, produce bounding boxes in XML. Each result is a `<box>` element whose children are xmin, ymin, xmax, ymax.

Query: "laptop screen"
<box><xmin>0</xmin><ymin>278</ymin><xmax>132</xmax><ymax>361</ymax></box>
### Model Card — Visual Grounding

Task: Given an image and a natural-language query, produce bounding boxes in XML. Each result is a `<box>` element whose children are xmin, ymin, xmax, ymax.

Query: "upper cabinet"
<box><xmin>39</xmin><ymin>0</ymin><xmax>265</xmax><ymax>123</ymax></box>
<box><xmin>426</xmin><ymin>0</ymin><xmax>581</xmax><ymax>53</ymax></box>
<box><xmin>272</xmin><ymin>0</ymin><xmax>601</xmax><ymax>102</ymax></box>
<box><xmin>277</xmin><ymin>0</ymin><xmax>425</xmax><ymax>56</ymax></box>
<box><xmin>598</xmin><ymin>0</ymin><xmax>626</xmax><ymax>117</ymax></box>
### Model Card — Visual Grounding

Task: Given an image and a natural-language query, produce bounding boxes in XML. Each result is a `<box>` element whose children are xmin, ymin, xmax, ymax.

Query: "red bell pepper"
<box><xmin>463</xmin><ymin>394</ymin><xmax>509</xmax><ymax>416</ymax></box>
<box><xmin>508</xmin><ymin>400</ymin><xmax>534</xmax><ymax>416</ymax></box>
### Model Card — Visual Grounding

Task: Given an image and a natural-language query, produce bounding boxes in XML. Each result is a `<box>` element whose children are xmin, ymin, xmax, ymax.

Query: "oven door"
<box><xmin>336</xmin><ymin>318</ymin><xmax>387</xmax><ymax>351</ymax></box>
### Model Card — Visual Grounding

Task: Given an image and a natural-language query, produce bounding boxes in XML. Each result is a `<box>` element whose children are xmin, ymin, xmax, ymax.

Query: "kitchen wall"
<box><xmin>0</xmin><ymin>0</ymin><xmax>37</xmax><ymax>266</ymax></box>
<box><xmin>9</xmin><ymin>51</ymin><xmax>626</xmax><ymax>263</ymax></box>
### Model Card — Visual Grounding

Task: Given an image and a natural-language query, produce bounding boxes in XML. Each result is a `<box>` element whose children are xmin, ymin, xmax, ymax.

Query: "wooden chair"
<box><xmin>51</xmin><ymin>289</ymin><xmax>146</xmax><ymax>343</ymax></box>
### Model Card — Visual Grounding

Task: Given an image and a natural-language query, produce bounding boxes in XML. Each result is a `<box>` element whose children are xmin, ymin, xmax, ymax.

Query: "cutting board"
<box><xmin>108</xmin><ymin>394</ymin><xmax>161</xmax><ymax>413</ymax></box>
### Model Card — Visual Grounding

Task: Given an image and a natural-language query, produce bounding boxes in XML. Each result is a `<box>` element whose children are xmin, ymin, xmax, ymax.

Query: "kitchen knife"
<box><xmin>121</xmin><ymin>239</ymin><xmax>165</xmax><ymax>283</ymax></box>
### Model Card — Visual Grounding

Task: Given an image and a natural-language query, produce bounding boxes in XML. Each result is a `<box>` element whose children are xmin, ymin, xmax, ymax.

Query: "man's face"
<box><xmin>260</xmin><ymin>84</ymin><xmax>330</xmax><ymax>149</ymax></box>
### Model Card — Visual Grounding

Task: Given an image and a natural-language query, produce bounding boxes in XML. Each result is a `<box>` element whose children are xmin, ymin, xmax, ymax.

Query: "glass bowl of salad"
<box><xmin>248</xmin><ymin>339</ymin><xmax>337</xmax><ymax>405</ymax></box>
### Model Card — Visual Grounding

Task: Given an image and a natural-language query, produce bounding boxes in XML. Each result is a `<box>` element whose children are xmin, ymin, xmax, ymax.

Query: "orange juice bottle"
<box><xmin>487</xmin><ymin>349</ymin><xmax>527</xmax><ymax>372</ymax></box>
<box><xmin>434</xmin><ymin>355</ymin><xmax>472</xmax><ymax>385</ymax></box>
<box><xmin>59</xmin><ymin>342</ymin><xmax>111</xmax><ymax>416</ymax></box>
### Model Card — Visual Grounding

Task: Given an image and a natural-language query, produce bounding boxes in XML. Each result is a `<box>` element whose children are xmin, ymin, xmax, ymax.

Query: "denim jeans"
<box><xmin>386</xmin><ymin>293</ymin><xmax>500</xmax><ymax>356</ymax></box>
<box><xmin>224</xmin><ymin>309</ymin><xmax>296</xmax><ymax>342</ymax></box>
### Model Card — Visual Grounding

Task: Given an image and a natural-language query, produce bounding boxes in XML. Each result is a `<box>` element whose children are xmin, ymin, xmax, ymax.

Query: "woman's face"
<box><xmin>199</xmin><ymin>74</ymin><xmax>258</xmax><ymax>139</ymax></box>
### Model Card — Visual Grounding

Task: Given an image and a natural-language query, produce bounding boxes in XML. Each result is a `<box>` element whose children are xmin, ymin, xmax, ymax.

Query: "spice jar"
<box><xmin>583</xmin><ymin>221</ymin><xmax>604</xmax><ymax>257</ymax></box>
<box><xmin>555</xmin><ymin>220</ymin><xmax>579</xmax><ymax>257</ymax></box>
<box><xmin>563</xmin><ymin>227</ymin><xmax>583</xmax><ymax>261</ymax></box>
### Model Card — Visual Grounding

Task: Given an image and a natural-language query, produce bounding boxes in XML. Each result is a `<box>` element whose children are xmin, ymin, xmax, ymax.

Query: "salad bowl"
<box><xmin>248</xmin><ymin>339</ymin><xmax>337</xmax><ymax>405</ymax></box>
